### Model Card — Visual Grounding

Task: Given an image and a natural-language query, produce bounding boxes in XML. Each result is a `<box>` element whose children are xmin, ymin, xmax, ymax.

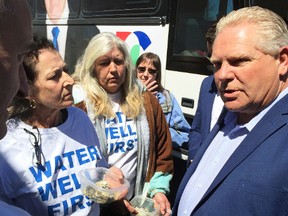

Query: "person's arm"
<box><xmin>145</xmin><ymin>92</ymin><xmax>173</xmax><ymax>216</ymax></box>
<box><xmin>167</xmin><ymin>92</ymin><xmax>191</xmax><ymax>148</ymax></box>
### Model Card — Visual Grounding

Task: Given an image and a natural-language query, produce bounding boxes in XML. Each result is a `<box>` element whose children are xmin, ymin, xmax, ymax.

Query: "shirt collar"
<box><xmin>224</xmin><ymin>87</ymin><xmax>288</xmax><ymax>132</ymax></box>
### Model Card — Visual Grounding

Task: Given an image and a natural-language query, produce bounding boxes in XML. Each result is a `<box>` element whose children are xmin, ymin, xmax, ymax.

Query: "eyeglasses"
<box><xmin>137</xmin><ymin>66</ymin><xmax>157</xmax><ymax>75</ymax></box>
<box><xmin>24</xmin><ymin>126</ymin><xmax>43</xmax><ymax>167</ymax></box>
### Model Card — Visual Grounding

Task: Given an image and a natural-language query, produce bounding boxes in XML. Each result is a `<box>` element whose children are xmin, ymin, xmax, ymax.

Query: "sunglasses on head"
<box><xmin>137</xmin><ymin>66</ymin><xmax>157</xmax><ymax>75</ymax></box>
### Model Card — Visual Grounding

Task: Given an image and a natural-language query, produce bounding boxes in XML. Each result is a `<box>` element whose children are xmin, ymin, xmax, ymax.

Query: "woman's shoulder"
<box><xmin>0</xmin><ymin>120</ymin><xmax>28</xmax><ymax>151</ymax></box>
<box><xmin>162</xmin><ymin>89</ymin><xmax>176</xmax><ymax>99</ymax></box>
<box><xmin>63</xmin><ymin>106</ymin><xmax>96</xmax><ymax>133</ymax></box>
<box><xmin>142</xmin><ymin>91</ymin><xmax>164</xmax><ymax>116</ymax></box>
<box><xmin>67</xmin><ymin>106</ymin><xmax>89</xmax><ymax>119</ymax></box>
<box><xmin>143</xmin><ymin>91</ymin><xmax>157</xmax><ymax>104</ymax></box>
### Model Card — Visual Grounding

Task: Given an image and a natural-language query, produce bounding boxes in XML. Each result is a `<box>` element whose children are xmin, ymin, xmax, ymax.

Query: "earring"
<box><xmin>30</xmin><ymin>99</ymin><xmax>37</xmax><ymax>109</ymax></box>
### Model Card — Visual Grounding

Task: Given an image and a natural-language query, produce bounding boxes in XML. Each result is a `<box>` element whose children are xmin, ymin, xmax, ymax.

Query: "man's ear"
<box><xmin>278</xmin><ymin>46</ymin><xmax>288</xmax><ymax>76</ymax></box>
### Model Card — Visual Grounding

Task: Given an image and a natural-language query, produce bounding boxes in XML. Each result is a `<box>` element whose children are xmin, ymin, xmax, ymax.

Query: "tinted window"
<box><xmin>34</xmin><ymin>0</ymin><xmax>80</xmax><ymax>20</ymax></box>
<box><xmin>167</xmin><ymin>0</ymin><xmax>288</xmax><ymax>75</ymax></box>
<box><xmin>252</xmin><ymin>0</ymin><xmax>288</xmax><ymax>22</ymax></box>
<box><xmin>82</xmin><ymin>0</ymin><xmax>161</xmax><ymax>17</ymax></box>
<box><xmin>167</xmin><ymin>0</ymin><xmax>235</xmax><ymax>75</ymax></box>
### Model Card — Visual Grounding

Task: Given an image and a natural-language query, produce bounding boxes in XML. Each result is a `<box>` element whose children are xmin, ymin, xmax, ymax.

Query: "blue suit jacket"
<box><xmin>187</xmin><ymin>75</ymin><xmax>218</xmax><ymax>162</ymax></box>
<box><xmin>173</xmin><ymin>93</ymin><xmax>288</xmax><ymax>216</ymax></box>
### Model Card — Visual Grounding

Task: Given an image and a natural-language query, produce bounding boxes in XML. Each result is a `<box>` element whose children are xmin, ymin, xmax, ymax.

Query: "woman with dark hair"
<box><xmin>0</xmin><ymin>36</ymin><xmax>122</xmax><ymax>216</ymax></box>
<box><xmin>136</xmin><ymin>52</ymin><xmax>191</xmax><ymax>148</ymax></box>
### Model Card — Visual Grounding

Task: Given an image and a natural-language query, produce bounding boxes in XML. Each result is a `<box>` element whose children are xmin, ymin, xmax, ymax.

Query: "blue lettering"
<box><xmin>119</xmin><ymin>126</ymin><xmax>129</xmax><ymax>137</ymax></box>
<box><xmin>55</xmin><ymin>155</ymin><xmax>67</xmax><ymax>173</ymax></box>
<box><xmin>63</xmin><ymin>151</ymin><xmax>75</xmax><ymax>168</ymax></box>
<box><xmin>48</xmin><ymin>202</ymin><xmax>61</xmax><ymax>216</ymax></box>
<box><xmin>38</xmin><ymin>180</ymin><xmax>58</xmax><ymax>201</ymax></box>
<box><xmin>47</xmin><ymin>195</ymin><xmax>89</xmax><ymax>216</ymax></box>
<box><xmin>127</xmin><ymin>125</ymin><xmax>137</xmax><ymax>136</ymax></box>
<box><xmin>58</xmin><ymin>176</ymin><xmax>73</xmax><ymax>195</ymax></box>
<box><xmin>71</xmin><ymin>195</ymin><xmax>85</xmax><ymax>213</ymax></box>
<box><xmin>87</xmin><ymin>146</ymin><xmax>101</xmax><ymax>161</ymax></box>
<box><xmin>63</xmin><ymin>199</ymin><xmax>69</xmax><ymax>216</ymax></box>
<box><xmin>110</xmin><ymin>127</ymin><xmax>120</xmax><ymax>139</ymax></box>
<box><xmin>108</xmin><ymin>143</ymin><xmax>115</xmax><ymax>153</ymax></box>
<box><xmin>126</xmin><ymin>139</ymin><xmax>135</xmax><ymax>151</ymax></box>
<box><xmin>85</xmin><ymin>196</ymin><xmax>94</xmax><ymax>207</ymax></box>
<box><xmin>76</xmin><ymin>148</ymin><xmax>90</xmax><ymax>165</ymax></box>
<box><xmin>106</xmin><ymin>117</ymin><xmax>117</xmax><ymax>124</ymax></box>
<box><xmin>29</xmin><ymin>162</ymin><xmax>52</xmax><ymax>182</ymax></box>
<box><xmin>115</xmin><ymin>141</ymin><xmax>125</xmax><ymax>153</ymax></box>
<box><xmin>71</xmin><ymin>173</ymin><xmax>81</xmax><ymax>190</ymax></box>
<box><xmin>116</xmin><ymin>112</ymin><xmax>123</xmax><ymax>123</ymax></box>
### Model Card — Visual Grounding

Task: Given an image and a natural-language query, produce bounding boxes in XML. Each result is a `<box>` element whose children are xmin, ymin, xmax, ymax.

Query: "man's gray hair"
<box><xmin>216</xmin><ymin>6</ymin><xmax>288</xmax><ymax>57</ymax></box>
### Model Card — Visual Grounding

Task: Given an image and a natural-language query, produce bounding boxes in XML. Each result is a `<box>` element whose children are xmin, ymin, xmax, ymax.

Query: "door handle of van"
<box><xmin>181</xmin><ymin>98</ymin><xmax>194</xmax><ymax>109</ymax></box>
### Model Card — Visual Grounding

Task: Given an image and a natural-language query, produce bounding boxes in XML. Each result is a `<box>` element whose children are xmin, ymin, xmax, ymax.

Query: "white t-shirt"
<box><xmin>0</xmin><ymin>106</ymin><xmax>103</xmax><ymax>216</ymax></box>
<box><xmin>106</xmin><ymin>92</ymin><xmax>137</xmax><ymax>200</ymax></box>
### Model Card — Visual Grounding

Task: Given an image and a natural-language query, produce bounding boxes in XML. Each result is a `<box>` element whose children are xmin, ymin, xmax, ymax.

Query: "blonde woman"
<box><xmin>73</xmin><ymin>32</ymin><xmax>173</xmax><ymax>216</ymax></box>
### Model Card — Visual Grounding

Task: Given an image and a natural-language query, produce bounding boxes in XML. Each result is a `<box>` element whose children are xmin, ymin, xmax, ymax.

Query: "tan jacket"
<box><xmin>142</xmin><ymin>91</ymin><xmax>173</xmax><ymax>181</ymax></box>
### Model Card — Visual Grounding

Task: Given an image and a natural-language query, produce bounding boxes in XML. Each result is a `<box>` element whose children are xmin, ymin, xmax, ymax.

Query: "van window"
<box><xmin>167</xmin><ymin>0</ymin><xmax>234</xmax><ymax>75</ymax></box>
<box><xmin>82</xmin><ymin>0</ymin><xmax>161</xmax><ymax>17</ymax></box>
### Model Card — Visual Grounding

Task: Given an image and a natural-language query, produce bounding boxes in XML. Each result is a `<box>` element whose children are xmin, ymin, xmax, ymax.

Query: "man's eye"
<box><xmin>230</xmin><ymin>58</ymin><xmax>248</xmax><ymax>66</ymax></box>
<box><xmin>212</xmin><ymin>62</ymin><xmax>221</xmax><ymax>71</ymax></box>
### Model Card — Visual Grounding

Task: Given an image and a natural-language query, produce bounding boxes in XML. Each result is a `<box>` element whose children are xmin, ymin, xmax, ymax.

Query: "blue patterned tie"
<box><xmin>52</xmin><ymin>27</ymin><xmax>60</xmax><ymax>51</ymax></box>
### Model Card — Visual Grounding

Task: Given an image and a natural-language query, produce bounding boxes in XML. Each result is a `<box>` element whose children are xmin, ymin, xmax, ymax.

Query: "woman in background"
<box><xmin>136</xmin><ymin>52</ymin><xmax>191</xmax><ymax>148</ymax></box>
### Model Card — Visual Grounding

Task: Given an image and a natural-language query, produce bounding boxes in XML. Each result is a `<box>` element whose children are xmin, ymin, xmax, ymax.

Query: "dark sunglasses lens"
<box><xmin>137</xmin><ymin>67</ymin><xmax>146</xmax><ymax>72</ymax></box>
<box><xmin>137</xmin><ymin>67</ymin><xmax>157</xmax><ymax>74</ymax></box>
<box><xmin>148</xmin><ymin>69</ymin><xmax>157</xmax><ymax>74</ymax></box>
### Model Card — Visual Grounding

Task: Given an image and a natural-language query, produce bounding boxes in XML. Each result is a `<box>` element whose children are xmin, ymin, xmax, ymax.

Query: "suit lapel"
<box><xmin>198</xmin><ymin>95</ymin><xmax>288</xmax><ymax>207</ymax></box>
<box><xmin>203</xmin><ymin>77</ymin><xmax>218</xmax><ymax>134</ymax></box>
<box><xmin>174</xmin><ymin>108</ymin><xmax>227</xmax><ymax>208</ymax></box>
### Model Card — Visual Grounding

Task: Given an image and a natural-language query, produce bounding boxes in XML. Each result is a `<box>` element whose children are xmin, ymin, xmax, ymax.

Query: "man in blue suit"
<box><xmin>173</xmin><ymin>6</ymin><xmax>288</xmax><ymax>215</ymax></box>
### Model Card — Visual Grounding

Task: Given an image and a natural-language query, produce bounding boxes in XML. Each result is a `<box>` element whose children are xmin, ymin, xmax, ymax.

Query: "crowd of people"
<box><xmin>1</xmin><ymin>1</ymin><xmax>288</xmax><ymax>216</ymax></box>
